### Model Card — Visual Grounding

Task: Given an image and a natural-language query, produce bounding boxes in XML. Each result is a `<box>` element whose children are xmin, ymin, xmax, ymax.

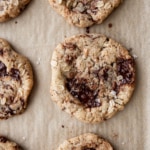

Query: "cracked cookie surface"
<box><xmin>0</xmin><ymin>38</ymin><xmax>33</xmax><ymax>119</ymax></box>
<box><xmin>0</xmin><ymin>136</ymin><xmax>22</xmax><ymax>150</ymax></box>
<box><xmin>0</xmin><ymin>0</ymin><xmax>31</xmax><ymax>22</ymax></box>
<box><xmin>50</xmin><ymin>34</ymin><xmax>135</xmax><ymax>123</ymax></box>
<box><xmin>49</xmin><ymin>0</ymin><xmax>122</xmax><ymax>27</ymax></box>
<box><xmin>57</xmin><ymin>133</ymin><xmax>113</xmax><ymax>150</ymax></box>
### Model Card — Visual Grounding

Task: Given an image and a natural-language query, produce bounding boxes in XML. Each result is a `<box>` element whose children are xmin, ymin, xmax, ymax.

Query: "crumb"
<box><xmin>36</xmin><ymin>58</ymin><xmax>41</xmax><ymax>65</ymax></box>
<box><xmin>108</xmin><ymin>23</ymin><xmax>113</xmax><ymax>28</ymax></box>
<box><xmin>122</xmin><ymin>142</ymin><xmax>125</xmax><ymax>145</ymax></box>
<box><xmin>112</xmin><ymin>133</ymin><xmax>118</xmax><ymax>140</ymax></box>
<box><xmin>128</xmin><ymin>48</ymin><xmax>133</xmax><ymax>52</ymax></box>
<box><xmin>15</xmin><ymin>21</ymin><xmax>18</xmax><ymax>24</ymax></box>
<box><xmin>22</xmin><ymin>137</ymin><xmax>26</xmax><ymax>141</ymax></box>
<box><xmin>86</xmin><ymin>27</ymin><xmax>90</xmax><ymax>33</ymax></box>
<box><xmin>132</xmin><ymin>54</ymin><xmax>138</xmax><ymax>59</ymax></box>
<box><xmin>61</xmin><ymin>125</ymin><xmax>64</xmax><ymax>128</ymax></box>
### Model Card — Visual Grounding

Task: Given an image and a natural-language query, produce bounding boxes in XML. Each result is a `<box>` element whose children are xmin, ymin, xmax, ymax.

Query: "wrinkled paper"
<box><xmin>0</xmin><ymin>0</ymin><xmax>149</xmax><ymax>149</ymax></box>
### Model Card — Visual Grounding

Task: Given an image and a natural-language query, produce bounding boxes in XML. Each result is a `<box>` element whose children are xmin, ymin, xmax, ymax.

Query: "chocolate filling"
<box><xmin>0</xmin><ymin>61</ymin><xmax>7</xmax><ymax>77</ymax></box>
<box><xmin>0</xmin><ymin>49</ymin><xmax>3</xmax><ymax>56</ymax></box>
<box><xmin>10</xmin><ymin>68</ymin><xmax>20</xmax><ymax>80</ymax></box>
<box><xmin>0</xmin><ymin>137</ymin><xmax>7</xmax><ymax>143</ymax></box>
<box><xmin>66</xmin><ymin>78</ymin><xmax>100</xmax><ymax>108</ymax></box>
<box><xmin>0</xmin><ymin>61</ymin><xmax>20</xmax><ymax>80</ymax></box>
<box><xmin>117</xmin><ymin>58</ymin><xmax>134</xmax><ymax>84</ymax></box>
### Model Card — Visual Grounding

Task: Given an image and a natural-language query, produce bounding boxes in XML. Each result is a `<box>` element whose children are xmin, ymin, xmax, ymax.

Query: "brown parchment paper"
<box><xmin>0</xmin><ymin>0</ymin><xmax>149</xmax><ymax>149</ymax></box>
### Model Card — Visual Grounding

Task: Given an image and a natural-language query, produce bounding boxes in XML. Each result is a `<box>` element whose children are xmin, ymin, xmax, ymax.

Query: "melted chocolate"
<box><xmin>10</xmin><ymin>68</ymin><xmax>20</xmax><ymax>80</ymax></box>
<box><xmin>66</xmin><ymin>78</ymin><xmax>100</xmax><ymax>108</ymax></box>
<box><xmin>0</xmin><ymin>49</ymin><xmax>3</xmax><ymax>56</ymax></box>
<box><xmin>117</xmin><ymin>58</ymin><xmax>134</xmax><ymax>84</ymax></box>
<box><xmin>0</xmin><ymin>61</ymin><xmax>7</xmax><ymax>77</ymax></box>
<box><xmin>0</xmin><ymin>137</ymin><xmax>7</xmax><ymax>143</ymax></box>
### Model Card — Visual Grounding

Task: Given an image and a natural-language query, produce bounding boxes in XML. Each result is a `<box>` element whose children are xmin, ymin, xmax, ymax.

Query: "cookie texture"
<box><xmin>49</xmin><ymin>0</ymin><xmax>122</xmax><ymax>27</ymax></box>
<box><xmin>50</xmin><ymin>34</ymin><xmax>135</xmax><ymax>123</ymax></box>
<box><xmin>0</xmin><ymin>38</ymin><xmax>33</xmax><ymax>119</ymax></box>
<box><xmin>0</xmin><ymin>0</ymin><xmax>31</xmax><ymax>22</ymax></box>
<box><xmin>57</xmin><ymin>133</ymin><xmax>113</xmax><ymax>150</ymax></box>
<box><xmin>0</xmin><ymin>136</ymin><xmax>22</xmax><ymax>150</ymax></box>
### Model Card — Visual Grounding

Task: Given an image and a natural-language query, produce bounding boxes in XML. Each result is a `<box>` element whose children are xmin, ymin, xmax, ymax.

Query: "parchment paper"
<box><xmin>0</xmin><ymin>0</ymin><xmax>149</xmax><ymax>149</ymax></box>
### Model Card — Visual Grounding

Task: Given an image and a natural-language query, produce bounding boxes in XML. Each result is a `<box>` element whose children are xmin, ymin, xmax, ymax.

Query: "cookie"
<box><xmin>0</xmin><ymin>38</ymin><xmax>33</xmax><ymax>119</ymax></box>
<box><xmin>0</xmin><ymin>0</ymin><xmax>31</xmax><ymax>22</ymax></box>
<box><xmin>48</xmin><ymin>0</ymin><xmax>122</xmax><ymax>27</ymax></box>
<box><xmin>0</xmin><ymin>136</ymin><xmax>22</xmax><ymax>150</ymax></box>
<box><xmin>57</xmin><ymin>133</ymin><xmax>113</xmax><ymax>150</ymax></box>
<box><xmin>50</xmin><ymin>34</ymin><xmax>135</xmax><ymax>123</ymax></box>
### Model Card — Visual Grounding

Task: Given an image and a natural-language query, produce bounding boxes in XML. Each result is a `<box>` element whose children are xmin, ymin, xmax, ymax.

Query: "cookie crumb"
<box><xmin>61</xmin><ymin>125</ymin><xmax>64</xmax><ymax>128</ymax></box>
<box><xmin>36</xmin><ymin>58</ymin><xmax>41</xmax><ymax>65</ymax></box>
<box><xmin>15</xmin><ymin>21</ymin><xmax>18</xmax><ymax>24</ymax></box>
<box><xmin>122</xmin><ymin>142</ymin><xmax>125</xmax><ymax>145</ymax></box>
<box><xmin>22</xmin><ymin>137</ymin><xmax>26</xmax><ymax>141</ymax></box>
<box><xmin>112</xmin><ymin>133</ymin><xmax>118</xmax><ymax>139</ymax></box>
<box><xmin>132</xmin><ymin>54</ymin><xmax>138</xmax><ymax>59</ymax></box>
<box><xmin>128</xmin><ymin>48</ymin><xmax>133</xmax><ymax>52</ymax></box>
<box><xmin>108</xmin><ymin>23</ymin><xmax>113</xmax><ymax>28</ymax></box>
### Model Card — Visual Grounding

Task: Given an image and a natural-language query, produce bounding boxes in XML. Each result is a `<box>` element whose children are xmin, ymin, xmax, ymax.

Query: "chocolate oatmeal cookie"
<box><xmin>50</xmin><ymin>34</ymin><xmax>135</xmax><ymax>123</ymax></box>
<box><xmin>48</xmin><ymin>0</ymin><xmax>122</xmax><ymax>27</ymax></box>
<box><xmin>0</xmin><ymin>136</ymin><xmax>22</xmax><ymax>150</ymax></box>
<box><xmin>57</xmin><ymin>133</ymin><xmax>113</xmax><ymax>150</ymax></box>
<box><xmin>0</xmin><ymin>0</ymin><xmax>31</xmax><ymax>22</ymax></box>
<box><xmin>0</xmin><ymin>38</ymin><xmax>33</xmax><ymax>119</ymax></box>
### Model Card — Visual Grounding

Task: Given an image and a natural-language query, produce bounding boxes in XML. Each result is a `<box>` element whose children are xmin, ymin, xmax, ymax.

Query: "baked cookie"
<box><xmin>0</xmin><ymin>0</ymin><xmax>31</xmax><ymax>22</ymax></box>
<box><xmin>0</xmin><ymin>136</ymin><xmax>22</xmax><ymax>150</ymax></box>
<box><xmin>57</xmin><ymin>133</ymin><xmax>113</xmax><ymax>150</ymax></box>
<box><xmin>0</xmin><ymin>38</ymin><xmax>33</xmax><ymax>119</ymax></box>
<box><xmin>50</xmin><ymin>34</ymin><xmax>135</xmax><ymax>123</ymax></box>
<box><xmin>48</xmin><ymin>0</ymin><xmax>122</xmax><ymax>27</ymax></box>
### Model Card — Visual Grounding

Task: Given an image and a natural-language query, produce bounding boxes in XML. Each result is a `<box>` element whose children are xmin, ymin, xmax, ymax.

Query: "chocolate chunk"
<box><xmin>10</xmin><ymin>68</ymin><xmax>20</xmax><ymax>80</ymax></box>
<box><xmin>65</xmin><ymin>55</ymin><xmax>76</xmax><ymax>65</ymax></box>
<box><xmin>66</xmin><ymin>78</ymin><xmax>100</xmax><ymax>108</ymax></box>
<box><xmin>82</xmin><ymin>147</ymin><xmax>96</xmax><ymax>150</ymax></box>
<box><xmin>0</xmin><ymin>61</ymin><xmax>7</xmax><ymax>77</ymax></box>
<box><xmin>0</xmin><ymin>49</ymin><xmax>3</xmax><ymax>56</ymax></box>
<box><xmin>117</xmin><ymin>58</ymin><xmax>135</xmax><ymax>84</ymax></box>
<box><xmin>0</xmin><ymin>137</ymin><xmax>7</xmax><ymax>143</ymax></box>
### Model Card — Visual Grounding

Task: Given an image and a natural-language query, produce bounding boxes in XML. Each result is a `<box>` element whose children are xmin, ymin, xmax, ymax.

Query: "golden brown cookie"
<box><xmin>57</xmin><ymin>133</ymin><xmax>113</xmax><ymax>150</ymax></box>
<box><xmin>50</xmin><ymin>34</ymin><xmax>135</xmax><ymax>123</ymax></box>
<box><xmin>0</xmin><ymin>0</ymin><xmax>31</xmax><ymax>22</ymax></box>
<box><xmin>0</xmin><ymin>136</ymin><xmax>22</xmax><ymax>150</ymax></box>
<box><xmin>49</xmin><ymin>0</ymin><xmax>122</xmax><ymax>27</ymax></box>
<box><xmin>0</xmin><ymin>38</ymin><xmax>33</xmax><ymax>119</ymax></box>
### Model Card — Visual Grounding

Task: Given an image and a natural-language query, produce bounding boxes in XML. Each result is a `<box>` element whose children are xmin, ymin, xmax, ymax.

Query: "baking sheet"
<box><xmin>0</xmin><ymin>0</ymin><xmax>149</xmax><ymax>149</ymax></box>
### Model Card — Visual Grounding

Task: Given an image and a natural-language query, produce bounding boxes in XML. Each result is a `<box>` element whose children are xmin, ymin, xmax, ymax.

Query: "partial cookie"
<box><xmin>50</xmin><ymin>34</ymin><xmax>135</xmax><ymax>123</ymax></box>
<box><xmin>0</xmin><ymin>38</ymin><xmax>33</xmax><ymax>119</ymax></box>
<box><xmin>0</xmin><ymin>0</ymin><xmax>31</xmax><ymax>22</ymax></box>
<box><xmin>0</xmin><ymin>136</ymin><xmax>22</xmax><ymax>150</ymax></box>
<box><xmin>57</xmin><ymin>133</ymin><xmax>113</xmax><ymax>150</ymax></box>
<box><xmin>49</xmin><ymin>0</ymin><xmax>122</xmax><ymax>27</ymax></box>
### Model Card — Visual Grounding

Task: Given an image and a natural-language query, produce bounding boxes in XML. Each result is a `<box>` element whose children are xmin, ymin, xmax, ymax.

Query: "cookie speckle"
<box><xmin>108</xmin><ymin>23</ymin><xmax>113</xmax><ymax>28</ymax></box>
